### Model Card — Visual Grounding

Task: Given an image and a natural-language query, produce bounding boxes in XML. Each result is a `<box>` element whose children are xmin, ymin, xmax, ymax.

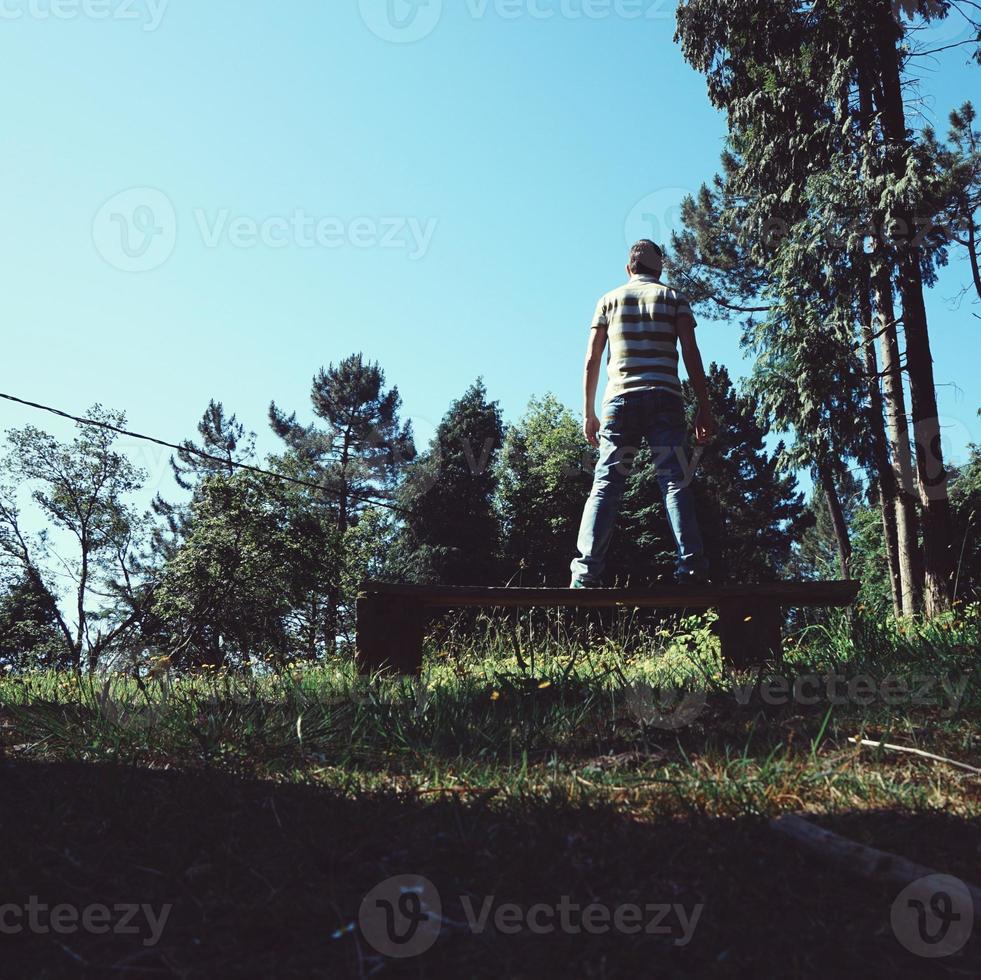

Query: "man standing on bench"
<box><xmin>571</xmin><ymin>240</ymin><xmax>715</xmax><ymax>588</ymax></box>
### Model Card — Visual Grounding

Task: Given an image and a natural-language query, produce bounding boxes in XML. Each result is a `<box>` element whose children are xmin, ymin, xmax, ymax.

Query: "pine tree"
<box><xmin>268</xmin><ymin>353</ymin><xmax>415</xmax><ymax>648</ymax></box>
<box><xmin>269</xmin><ymin>353</ymin><xmax>415</xmax><ymax>535</ymax></box>
<box><xmin>673</xmin><ymin>0</ymin><xmax>981</xmax><ymax>613</ymax></box>
<box><xmin>925</xmin><ymin>102</ymin><xmax>981</xmax><ymax>311</ymax></box>
<box><xmin>669</xmin><ymin>147</ymin><xmax>902</xmax><ymax>603</ymax></box>
<box><xmin>151</xmin><ymin>400</ymin><xmax>257</xmax><ymax>557</ymax></box>
<box><xmin>396</xmin><ymin>380</ymin><xmax>504</xmax><ymax>585</ymax></box>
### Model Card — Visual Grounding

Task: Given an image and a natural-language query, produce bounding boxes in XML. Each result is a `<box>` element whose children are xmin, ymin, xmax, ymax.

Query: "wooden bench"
<box><xmin>356</xmin><ymin>580</ymin><xmax>861</xmax><ymax>675</ymax></box>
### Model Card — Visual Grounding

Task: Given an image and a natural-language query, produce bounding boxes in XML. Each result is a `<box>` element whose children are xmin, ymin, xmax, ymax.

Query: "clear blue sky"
<box><xmin>1</xmin><ymin>1</ymin><xmax>979</xmax><ymax>507</ymax></box>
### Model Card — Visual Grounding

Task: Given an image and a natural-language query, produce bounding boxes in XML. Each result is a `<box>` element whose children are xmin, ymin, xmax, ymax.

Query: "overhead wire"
<box><xmin>0</xmin><ymin>391</ymin><xmax>411</xmax><ymax>516</ymax></box>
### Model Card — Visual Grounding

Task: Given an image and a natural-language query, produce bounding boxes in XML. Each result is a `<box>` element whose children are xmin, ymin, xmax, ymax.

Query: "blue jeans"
<box><xmin>571</xmin><ymin>389</ymin><xmax>708</xmax><ymax>585</ymax></box>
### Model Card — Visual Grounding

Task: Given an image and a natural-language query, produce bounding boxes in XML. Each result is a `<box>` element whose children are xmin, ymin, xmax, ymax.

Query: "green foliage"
<box><xmin>4</xmin><ymin>376</ymin><xmax>973</xmax><ymax>674</ymax></box>
<box><xmin>269</xmin><ymin>353</ymin><xmax>414</xmax><ymax>534</ymax></box>
<box><xmin>338</xmin><ymin>506</ymin><xmax>397</xmax><ymax>637</ymax></box>
<box><xmin>923</xmin><ymin>101</ymin><xmax>981</xmax><ymax>309</ymax></box>
<box><xmin>3</xmin><ymin>604</ymin><xmax>977</xmax><ymax>792</ymax></box>
<box><xmin>152</xmin><ymin>400</ymin><xmax>257</xmax><ymax>559</ymax></box>
<box><xmin>396</xmin><ymin>380</ymin><xmax>505</xmax><ymax>585</ymax></box>
<box><xmin>498</xmin><ymin>394</ymin><xmax>591</xmax><ymax>585</ymax></box>
<box><xmin>616</xmin><ymin>365</ymin><xmax>810</xmax><ymax>584</ymax></box>
<box><xmin>793</xmin><ymin>471</ymin><xmax>894</xmax><ymax>609</ymax></box>
<box><xmin>153</xmin><ymin>473</ymin><xmax>341</xmax><ymax>669</ymax></box>
<box><xmin>848</xmin><ymin>503</ymin><xmax>897</xmax><ymax>611</ymax></box>
<box><xmin>265</xmin><ymin>354</ymin><xmax>416</xmax><ymax>650</ymax></box>
<box><xmin>0</xmin><ymin>574</ymin><xmax>64</xmax><ymax>671</ymax></box>
<box><xmin>791</xmin><ymin>440</ymin><xmax>981</xmax><ymax>612</ymax></box>
<box><xmin>0</xmin><ymin>406</ymin><xmax>152</xmax><ymax>671</ymax></box>
<box><xmin>950</xmin><ymin>439</ymin><xmax>981</xmax><ymax>601</ymax></box>
<box><xmin>674</xmin><ymin>0</ymin><xmax>981</xmax><ymax>615</ymax></box>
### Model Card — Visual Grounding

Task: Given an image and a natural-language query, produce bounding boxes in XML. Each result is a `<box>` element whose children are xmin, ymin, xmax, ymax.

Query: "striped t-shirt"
<box><xmin>591</xmin><ymin>274</ymin><xmax>696</xmax><ymax>399</ymax></box>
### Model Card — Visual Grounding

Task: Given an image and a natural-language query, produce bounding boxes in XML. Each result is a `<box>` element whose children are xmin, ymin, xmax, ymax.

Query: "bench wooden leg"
<box><xmin>356</xmin><ymin>595</ymin><xmax>426</xmax><ymax>676</ymax></box>
<box><xmin>718</xmin><ymin>600</ymin><xmax>783</xmax><ymax>669</ymax></box>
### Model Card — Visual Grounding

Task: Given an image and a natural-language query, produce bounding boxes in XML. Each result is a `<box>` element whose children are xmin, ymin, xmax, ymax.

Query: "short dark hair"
<box><xmin>628</xmin><ymin>239</ymin><xmax>663</xmax><ymax>276</ymax></box>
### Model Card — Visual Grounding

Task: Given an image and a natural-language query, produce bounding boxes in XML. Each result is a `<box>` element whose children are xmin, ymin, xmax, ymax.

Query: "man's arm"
<box><xmin>678</xmin><ymin>318</ymin><xmax>716</xmax><ymax>445</ymax></box>
<box><xmin>582</xmin><ymin>325</ymin><xmax>608</xmax><ymax>448</ymax></box>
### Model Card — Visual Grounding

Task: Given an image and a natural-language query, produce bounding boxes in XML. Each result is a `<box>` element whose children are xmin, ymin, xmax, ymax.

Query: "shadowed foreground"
<box><xmin>1</xmin><ymin>760</ymin><xmax>978</xmax><ymax>978</ymax></box>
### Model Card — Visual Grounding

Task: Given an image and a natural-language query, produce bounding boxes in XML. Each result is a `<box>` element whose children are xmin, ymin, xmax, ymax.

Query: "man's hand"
<box><xmin>584</xmin><ymin>412</ymin><xmax>601</xmax><ymax>449</ymax></box>
<box><xmin>678</xmin><ymin>321</ymin><xmax>716</xmax><ymax>446</ymax></box>
<box><xmin>694</xmin><ymin>406</ymin><xmax>716</xmax><ymax>446</ymax></box>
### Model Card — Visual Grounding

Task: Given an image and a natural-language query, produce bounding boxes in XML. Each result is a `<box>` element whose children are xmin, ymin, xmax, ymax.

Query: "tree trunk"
<box><xmin>818</xmin><ymin>462</ymin><xmax>852</xmax><ymax>580</ymax></box>
<box><xmin>868</xmin><ymin>5</ymin><xmax>954</xmax><ymax>614</ymax></box>
<box><xmin>857</xmin><ymin>47</ymin><xmax>925</xmax><ymax>616</ymax></box>
<box><xmin>870</xmin><ymin>263</ymin><xmax>926</xmax><ymax>615</ymax></box>
<box><xmin>857</xmin><ymin>277</ymin><xmax>903</xmax><ymax>616</ymax></box>
<box><xmin>308</xmin><ymin>595</ymin><xmax>319</xmax><ymax>661</ymax></box>
<box><xmin>897</xmin><ymin>265</ymin><xmax>955</xmax><ymax>615</ymax></box>
<box><xmin>965</xmin><ymin>204</ymin><xmax>981</xmax><ymax>305</ymax></box>
<box><xmin>876</xmin><ymin>485</ymin><xmax>902</xmax><ymax>614</ymax></box>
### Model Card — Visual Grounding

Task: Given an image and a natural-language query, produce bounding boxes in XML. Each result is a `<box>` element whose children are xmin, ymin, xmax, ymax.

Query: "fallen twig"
<box><xmin>850</xmin><ymin>737</ymin><xmax>981</xmax><ymax>775</ymax></box>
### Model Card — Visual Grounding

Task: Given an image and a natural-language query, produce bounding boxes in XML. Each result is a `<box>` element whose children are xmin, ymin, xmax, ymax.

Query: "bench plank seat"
<box><xmin>356</xmin><ymin>580</ymin><xmax>861</xmax><ymax>675</ymax></box>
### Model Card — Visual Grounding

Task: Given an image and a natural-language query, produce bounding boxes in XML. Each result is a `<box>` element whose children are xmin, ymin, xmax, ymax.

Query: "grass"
<box><xmin>1</xmin><ymin>605</ymin><xmax>979</xmax><ymax>977</ymax></box>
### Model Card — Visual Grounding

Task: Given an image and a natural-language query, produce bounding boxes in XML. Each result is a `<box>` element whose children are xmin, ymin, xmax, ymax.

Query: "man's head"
<box><xmin>627</xmin><ymin>239</ymin><xmax>663</xmax><ymax>279</ymax></box>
